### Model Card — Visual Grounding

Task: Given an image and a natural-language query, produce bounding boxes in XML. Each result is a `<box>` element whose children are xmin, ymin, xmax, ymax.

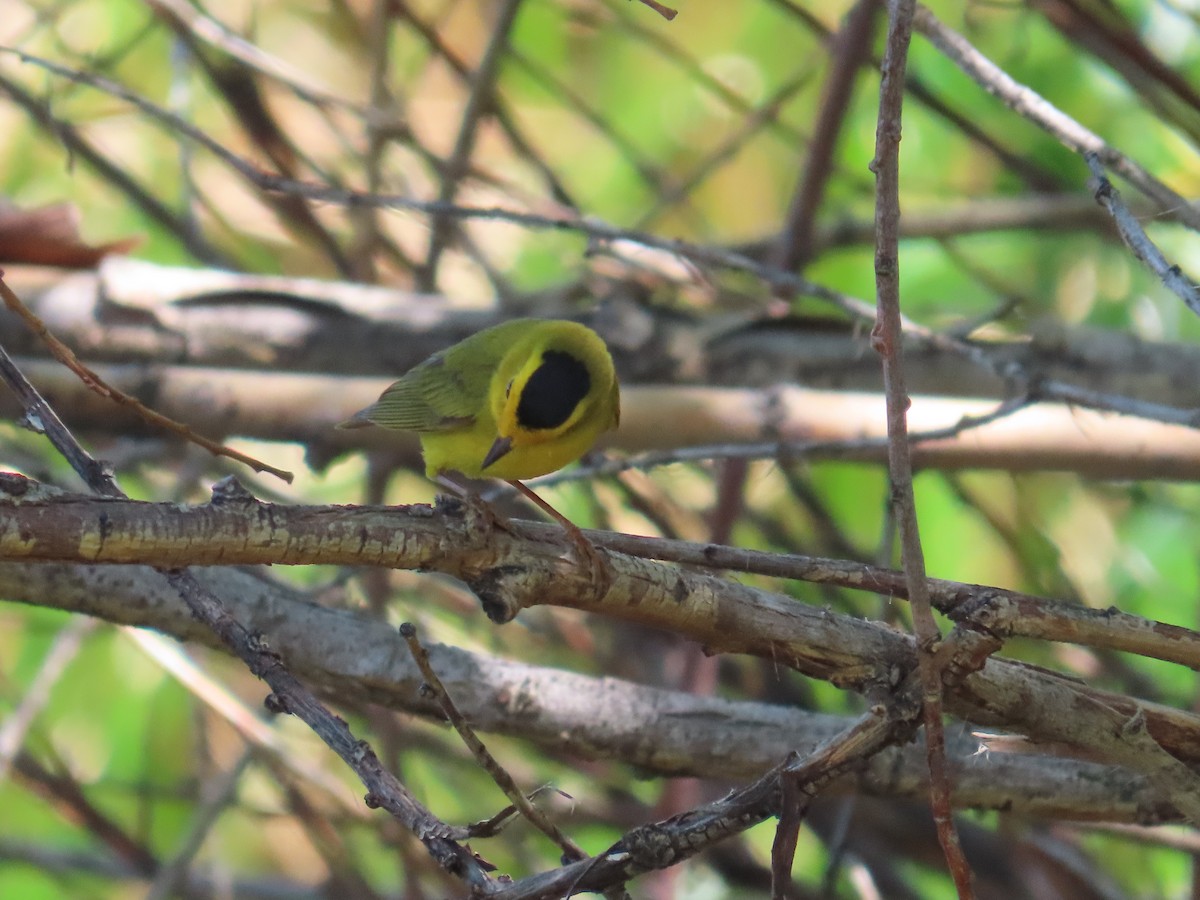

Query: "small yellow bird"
<box><xmin>340</xmin><ymin>318</ymin><xmax>620</xmax><ymax>573</ymax></box>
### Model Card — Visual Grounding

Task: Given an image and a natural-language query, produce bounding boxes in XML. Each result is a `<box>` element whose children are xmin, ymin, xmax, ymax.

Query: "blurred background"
<box><xmin>3</xmin><ymin>0</ymin><xmax>1200</xmax><ymax>897</ymax></box>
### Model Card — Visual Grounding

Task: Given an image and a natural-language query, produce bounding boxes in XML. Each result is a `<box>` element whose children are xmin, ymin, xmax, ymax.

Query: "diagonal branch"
<box><xmin>1084</xmin><ymin>152</ymin><xmax>1200</xmax><ymax>316</ymax></box>
<box><xmin>912</xmin><ymin>4</ymin><xmax>1200</xmax><ymax>231</ymax></box>
<box><xmin>0</xmin><ymin>341</ymin><xmax>491</xmax><ymax>889</ymax></box>
<box><xmin>0</xmin><ymin>276</ymin><xmax>293</xmax><ymax>482</ymax></box>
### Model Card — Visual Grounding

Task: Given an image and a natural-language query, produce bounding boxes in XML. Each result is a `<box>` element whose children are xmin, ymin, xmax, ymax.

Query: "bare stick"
<box><xmin>912</xmin><ymin>4</ymin><xmax>1200</xmax><ymax>231</ymax></box>
<box><xmin>6</xmin><ymin>480</ymin><xmax>1200</xmax><ymax>672</ymax></box>
<box><xmin>872</xmin><ymin>0</ymin><xmax>974</xmax><ymax>895</ymax></box>
<box><xmin>418</xmin><ymin>0</ymin><xmax>524</xmax><ymax>290</ymax></box>
<box><xmin>636</xmin><ymin>0</ymin><xmax>678</xmax><ymax>20</ymax></box>
<box><xmin>400</xmin><ymin>623</ymin><xmax>587</xmax><ymax>862</ymax></box>
<box><xmin>0</xmin><ymin>333</ymin><xmax>489</xmax><ymax>888</ymax></box>
<box><xmin>0</xmin><ymin>274</ymin><xmax>294</xmax><ymax>483</ymax></box>
<box><xmin>1084</xmin><ymin>152</ymin><xmax>1200</xmax><ymax>317</ymax></box>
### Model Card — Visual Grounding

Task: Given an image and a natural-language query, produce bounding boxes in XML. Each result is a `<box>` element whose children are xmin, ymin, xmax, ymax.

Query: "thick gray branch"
<box><xmin>0</xmin><ymin>560</ymin><xmax>1174</xmax><ymax>825</ymax></box>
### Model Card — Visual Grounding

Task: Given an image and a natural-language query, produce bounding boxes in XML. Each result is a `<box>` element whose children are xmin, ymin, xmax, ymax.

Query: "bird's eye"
<box><xmin>505</xmin><ymin>380</ymin><xmax>513</xmax><ymax>398</ymax></box>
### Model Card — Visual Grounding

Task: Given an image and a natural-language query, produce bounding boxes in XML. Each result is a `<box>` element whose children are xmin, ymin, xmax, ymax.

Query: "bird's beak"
<box><xmin>482</xmin><ymin>435</ymin><xmax>513</xmax><ymax>470</ymax></box>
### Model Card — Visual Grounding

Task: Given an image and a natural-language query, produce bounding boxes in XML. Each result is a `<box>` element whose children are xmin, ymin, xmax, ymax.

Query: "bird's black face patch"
<box><xmin>516</xmin><ymin>350</ymin><xmax>590</xmax><ymax>430</ymax></box>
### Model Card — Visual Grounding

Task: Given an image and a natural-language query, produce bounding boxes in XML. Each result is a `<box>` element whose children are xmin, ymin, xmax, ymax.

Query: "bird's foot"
<box><xmin>463</xmin><ymin>492</ymin><xmax>516</xmax><ymax>544</ymax></box>
<box><xmin>435</xmin><ymin>477</ymin><xmax>514</xmax><ymax>544</ymax></box>
<box><xmin>565</xmin><ymin>524</ymin><xmax>614</xmax><ymax>596</ymax></box>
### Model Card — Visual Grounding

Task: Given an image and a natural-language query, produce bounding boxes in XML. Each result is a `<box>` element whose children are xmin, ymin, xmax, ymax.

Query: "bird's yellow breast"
<box><xmin>341</xmin><ymin>318</ymin><xmax>619</xmax><ymax>481</ymax></box>
<box><xmin>420</xmin><ymin>408</ymin><xmax>609</xmax><ymax>480</ymax></box>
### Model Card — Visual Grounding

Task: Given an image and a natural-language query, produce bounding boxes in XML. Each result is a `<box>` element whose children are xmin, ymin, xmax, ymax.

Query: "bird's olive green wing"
<box><xmin>350</xmin><ymin>321</ymin><xmax>532</xmax><ymax>433</ymax></box>
<box><xmin>355</xmin><ymin>354</ymin><xmax>474</xmax><ymax>432</ymax></box>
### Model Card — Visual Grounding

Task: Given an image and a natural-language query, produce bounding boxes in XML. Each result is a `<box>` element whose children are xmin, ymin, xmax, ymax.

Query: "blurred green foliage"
<box><xmin>2</xmin><ymin>0</ymin><xmax>1200</xmax><ymax>896</ymax></box>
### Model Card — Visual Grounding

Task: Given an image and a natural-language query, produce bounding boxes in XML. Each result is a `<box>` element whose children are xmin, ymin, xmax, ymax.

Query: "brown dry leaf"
<box><xmin>0</xmin><ymin>202</ymin><xmax>141</xmax><ymax>268</ymax></box>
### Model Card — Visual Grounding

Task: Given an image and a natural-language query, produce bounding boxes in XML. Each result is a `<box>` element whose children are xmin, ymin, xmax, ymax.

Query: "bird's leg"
<box><xmin>508</xmin><ymin>480</ymin><xmax>612</xmax><ymax>591</ymax></box>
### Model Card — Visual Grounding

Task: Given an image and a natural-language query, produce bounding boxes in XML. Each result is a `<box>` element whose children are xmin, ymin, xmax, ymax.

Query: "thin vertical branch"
<box><xmin>401</xmin><ymin>623</ymin><xmax>587</xmax><ymax>863</ymax></box>
<box><xmin>417</xmin><ymin>0</ymin><xmax>525</xmax><ymax>291</ymax></box>
<box><xmin>774</xmin><ymin>0</ymin><xmax>881</xmax><ymax>272</ymax></box>
<box><xmin>871</xmin><ymin>0</ymin><xmax>974</xmax><ymax>896</ymax></box>
<box><xmin>347</xmin><ymin>0</ymin><xmax>399</xmax><ymax>281</ymax></box>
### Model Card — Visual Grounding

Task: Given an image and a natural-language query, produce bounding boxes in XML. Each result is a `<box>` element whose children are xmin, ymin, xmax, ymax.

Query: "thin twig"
<box><xmin>0</xmin><ymin>331</ymin><xmax>490</xmax><ymax>889</ymax></box>
<box><xmin>1084</xmin><ymin>152</ymin><xmax>1200</xmax><ymax>317</ymax></box>
<box><xmin>636</xmin><ymin>0</ymin><xmax>678</xmax><ymax>20</ymax></box>
<box><xmin>872</xmin><ymin>0</ymin><xmax>973</xmax><ymax>895</ymax></box>
<box><xmin>774</xmin><ymin>0</ymin><xmax>881</xmax><ymax>272</ymax></box>
<box><xmin>0</xmin><ymin>345</ymin><xmax>123</xmax><ymax>497</ymax></box>
<box><xmin>912</xmin><ymin>4</ymin><xmax>1200</xmax><ymax>231</ymax></box>
<box><xmin>0</xmin><ymin>274</ymin><xmax>294</xmax><ymax>483</ymax></box>
<box><xmin>418</xmin><ymin>0</ymin><xmax>524</xmax><ymax>290</ymax></box>
<box><xmin>400</xmin><ymin>622</ymin><xmax>587</xmax><ymax>863</ymax></box>
<box><xmin>0</xmin><ymin>617</ymin><xmax>97</xmax><ymax>783</ymax></box>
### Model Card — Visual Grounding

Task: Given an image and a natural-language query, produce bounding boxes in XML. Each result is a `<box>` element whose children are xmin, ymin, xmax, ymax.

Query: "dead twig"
<box><xmin>0</xmin><ymin>274</ymin><xmax>294</xmax><ymax>483</ymax></box>
<box><xmin>871</xmin><ymin>0</ymin><xmax>974</xmax><ymax>894</ymax></box>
